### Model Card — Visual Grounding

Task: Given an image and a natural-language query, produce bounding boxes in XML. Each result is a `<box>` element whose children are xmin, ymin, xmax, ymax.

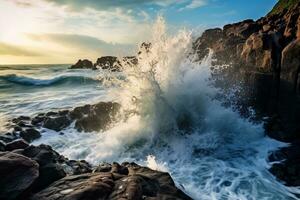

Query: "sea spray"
<box><xmin>33</xmin><ymin>17</ymin><xmax>300</xmax><ymax>199</ymax></box>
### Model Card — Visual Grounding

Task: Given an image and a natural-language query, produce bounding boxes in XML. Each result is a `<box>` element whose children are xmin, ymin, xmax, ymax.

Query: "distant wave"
<box><xmin>0</xmin><ymin>74</ymin><xmax>99</xmax><ymax>86</ymax></box>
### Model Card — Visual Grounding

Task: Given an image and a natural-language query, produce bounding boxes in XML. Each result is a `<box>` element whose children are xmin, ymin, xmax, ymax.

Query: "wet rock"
<box><xmin>111</xmin><ymin>162</ymin><xmax>129</xmax><ymax>175</ymax></box>
<box><xmin>43</xmin><ymin>115</ymin><xmax>72</xmax><ymax>131</ymax></box>
<box><xmin>69</xmin><ymin>104</ymin><xmax>91</xmax><ymax>120</ymax></box>
<box><xmin>70</xmin><ymin>59</ymin><xmax>96</xmax><ymax>70</ymax></box>
<box><xmin>0</xmin><ymin>133</ymin><xmax>16</xmax><ymax>143</ymax></box>
<box><xmin>30</xmin><ymin>163</ymin><xmax>191</xmax><ymax>200</ymax></box>
<box><xmin>31</xmin><ymin>173</ymin><xmax>114</xmax><ymax>200</ymax></box>
<box><xmin>31</xmin><ymin>116</ymin><xmax>45</xmax><ymax>126</ymax></box>
<box><xmin>66</xmin><ymin>160</ymin><xmax>92</xmax><ymax>175</ymax></box>
<box><xmin>5</xmin><ymin>139</ymin><xmax>29</xmax><ymax>151</ymax></box>
<box><xmin>269</xmin><ymin>144</ymin><xmax>300</xmax><ymax>186</ymax></box>
<box><xmin>0</xmin><ymin>140</ymin><xmax>5</xmax><ymax>151</ymax></box>
<box><xmin>45</xmin><ymin>111</ymin><xmax>58</xmax><ymax>117</ymax></box>
<box><xmin>21</xmin><ymin>144</ymin><xmax>66</xmax><ymax>191</ymax></box>
<box><xmin>74</xmin><ymin>102</ymin><xmax>120</xmax><ymax>132</ymax></box>
<box><xmin>20</xmin><ymin>128</ymin><xmax>41</xmax><ymax>142</ymax></box>
<box><xmin>0</xmin><ymin>152</ymin><xmax>39</xmax><ymax>200</ymax></box>
<box><xmin>94</xmin><ymin>162</ymin><xmax>112</xmax><ymax>173</ymax></box>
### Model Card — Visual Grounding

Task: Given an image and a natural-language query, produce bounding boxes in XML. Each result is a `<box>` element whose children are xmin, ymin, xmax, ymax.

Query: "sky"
<box><xmin>0</xmin><ymin>0</ymin><xmax>277</xmax><ymax>64</ymax></box>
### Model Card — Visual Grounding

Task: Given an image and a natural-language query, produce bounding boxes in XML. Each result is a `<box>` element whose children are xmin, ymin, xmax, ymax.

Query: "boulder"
<box><xmin>0</xmin><ymin>152</ymin><xmax>39</xmax><ymax>200</ymax></box>
<box><xmin>43</xmin><ymin>115</ymin><xmax>72</xmax><ymax>131</ymax></box>
<box><xmin>0</xmin><ymin>140</ymin><xmax>5</xmax><ymax>151</ymax></box>
<box><xmin>70</xmin><ymin>59</ymin><xmax>95</xmax><ymax>70</ymax></box>
<box><xmin>5</xmin><ymin>139</ymin><xmax>29</xmax><ymax>151</ymax></box>
<box><xmin>21</xmin><ymin>144</ymin><xmax>66</xmax><ymax>191</ymax></box>
<box><xmin>74</xmin><ymin>102</ymin><xmax>120</xmax><ymax>132</ymax></box>
<box><xmin>20</xmin><ymin>128</ymin><xmax>41</xmax><ymax>142</ymax></box>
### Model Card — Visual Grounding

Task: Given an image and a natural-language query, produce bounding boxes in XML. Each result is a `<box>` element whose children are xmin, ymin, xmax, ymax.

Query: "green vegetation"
<box><xmin>269</xmin><ymin>0</ymin><xmax>299</xmax><ymax>15</ymax></box>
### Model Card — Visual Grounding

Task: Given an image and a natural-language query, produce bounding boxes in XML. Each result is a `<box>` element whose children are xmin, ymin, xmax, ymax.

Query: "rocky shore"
<box><xmin>0</xmin><ymin>102</ymin><xmax>191</xmax><ymax>200</ymax></box>
<box><xmin>192</xmin><ymin>0</ymin><xmax>300</xmax><ymax>187</ymax></box>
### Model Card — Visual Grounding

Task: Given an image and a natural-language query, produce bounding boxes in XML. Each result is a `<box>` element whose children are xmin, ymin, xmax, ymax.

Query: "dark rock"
<box><xmin>0</xmin><ymin>152</ymin><xmax>39</xmax><ymax>200</ymax></box>
<box><xmin>20</xmin><ymin>128</ymin><xmax>41</xmax><ymax>142</ymax></box>
<box><xmin>75</xmin><ymin>102</ymin><xmax>120</xmax><ymax>132</ymax></box>
<box><xmin>66</xmin><ymin>160</ymin><xmax>92</xmax><ymax>175</ymax></box>
<box><xmin>21</xmin><ymin>144</ymin><xmax>67</xmax><ymax>191</ymax></box>
<box><xmin>0</xmin><ymin>140</ymin><xmax>5</xmax><ymax>151</ymax></box>
<box><xmin>31</xmin><ymin>116</ymin><xmax>45</xmax><ymax>126</ymax></box>
<box><xmin>58</xmin><ymin>110</ymin><xmax>69</xmax><ymax>116</ymax></box>
<box><xmin>70</xmin><ymin>59</ymin><xmax>96</xmax><ymax>70</ymax></box>
<box><xmin>45</xmin><ymin>111</ymin><xmax>58</xmax><ymax>117</ymax></box>
<box><xmin>69</xmin><ymin>104</ymin><xmax>91</xmax><ymax>120</ymax></box>
<box><xmin>30</xmin><ymin>163</ymin><xmax>191</xmax><ymax>200</ymax></box>
<box><xmin>111</xmin><ymin>162</ymin><xmax>129</xmax><ymax>175</ymax></box>
<box><xmin>94</xmin><ymin>162</ymin><xmax>112</xmax><ymax>173</ymax></box>
<box><xmin>43</xmin><ymin>115</ymin><xmax>72</xmax><ymax>131</ymax></box>
<box><xmin>95</xmin><ymin>56</ymin><xmax>120</xmax><ymax>71</ymax></box>
<box><xmin>14</xmin><ymin>126</ymin><xmax>22</xmax><ymax>132</ymax></box>
<box><xmin>5</xmin><ymin>139</ymin><xmax>29</xmax><ymax>151</ymax></box>
<box><xmin>0</xmin><ymin>134</ymin><xmax>16</xmax><ymax>143</ymax></box>
<box><xmin>31</xmin><ymin>173</ymin><xmax>115</xmax><ymax>200</ymax></box>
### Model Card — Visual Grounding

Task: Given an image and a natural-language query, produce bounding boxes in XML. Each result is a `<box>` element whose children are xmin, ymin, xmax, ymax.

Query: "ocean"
<box><xmin>0</xmin><ymin>18</ymin><xmax>299</xmax><ymax>200</ymax></box>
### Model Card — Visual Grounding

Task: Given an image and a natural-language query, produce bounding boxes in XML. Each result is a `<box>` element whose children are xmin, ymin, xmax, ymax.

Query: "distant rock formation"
<box><xmin>70</xmin><ymin>56</ymin><xmax>138</xmax><ymax>72</ymax></box>
<box><xmin>70</xmin><ymin>59</ymin><xmax>96</xmax><ymax>70</ymax></box>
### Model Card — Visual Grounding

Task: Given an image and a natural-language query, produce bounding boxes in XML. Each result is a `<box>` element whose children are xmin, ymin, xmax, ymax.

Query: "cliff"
<box><xmin>193</xmin><ymin>0</ymin><xmax>300</xmax><ymax>143</ymax></box>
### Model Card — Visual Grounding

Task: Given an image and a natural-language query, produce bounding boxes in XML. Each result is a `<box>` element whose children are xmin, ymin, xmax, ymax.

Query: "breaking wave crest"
<box><xmin>0</xmin><ymin>74</ymin><xmax>98</xmax><ymax>86</ymax></box>
<box><xmin>33</xmin><ymin>17</ymin><xmax>300</xmax><ymax>199</ymax></box>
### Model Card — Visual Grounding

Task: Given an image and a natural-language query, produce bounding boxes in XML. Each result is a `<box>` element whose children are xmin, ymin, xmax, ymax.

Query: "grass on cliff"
<box><xmin>269</xmin><ymin>0</ymin><xmax>299</xmax><ymax>15</ymax></box>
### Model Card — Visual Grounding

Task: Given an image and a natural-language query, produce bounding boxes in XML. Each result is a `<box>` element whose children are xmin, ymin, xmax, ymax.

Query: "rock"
<box><xmin>31</xmin><ymin>173</ymin><xmax>115</xmax><ymax>200</ymax></box>
<box><xmin>281</xmin><ymin>39</ymin><xmax>300</xmax><ymax>91</ymax></box>
<box><xmin>5</xmin><ymin>139</ymin><xmax>29</xmax><ymax>151</ymax></box>
<box><xmin>0</xmin><ymin>133</ymin><xmax>16</xmax><ymax>143</ymax></box>
<box><xmin>21</xmin><ymin>144</ymin><xmax>66</xmax><ymax>191</ymax></box>
<box><xmin>45</xmin><ymin>111</ymin><xmax>58</xmax><ymax>117</ymax></box>
<box><xmin>66</xmin><ymin>160</ymin><xmax>92</xmax><ymax>175</ymax></box>
<box><xmin>31</xmin><ymin>163</ymin><xmax>191</xmax><ymax>200</ymax></box>
<box><xmin>94</xmin><ymin>162</ymin><xmax>112</xmax><ymax>173</ymax></box>
<box><xmin>43</xmin><ymin>115</ymin><xmax>72</xmax><ymax>131</ymax></box>
<box><xmin>20</xmin><ymin>128</ymin><xmax>41</xmax><ymax>142</ymax></box>
<box><xmin>31</xmin><ymin>116</ymin><xmax>45</xmax><ymax>126</ymax></box>
<box><xmin>69</xmin><ymin>104</ymin><xmax>91</xmax><ymax>120</ymax></box>
<box><xmin>95</xmin><ymin>56</ymin><xmax>120</xmax><ymax>71</ymax></box>
<box><xmin>70</xmin><ymin>59</ymin><xmax>96</xmax><ymax>70</ymax></box>
<box><xmin>74</xmin><ymin>102</ymin><xmax>120</xmax><ymax>132</ymax></box>
<box><xmin>0</xmin><ymin>140</ymin><xmax>5</xmax><ymax>151</ymax></box>
<box><xmin>0</xmin><ymin>152</ymin><xmax>39</xmax><ymax>200</ymax></box>
<box><xmin>269</xmin><ymin>144</ymin><xmax>300</xmax><ymax>186</ymax></box>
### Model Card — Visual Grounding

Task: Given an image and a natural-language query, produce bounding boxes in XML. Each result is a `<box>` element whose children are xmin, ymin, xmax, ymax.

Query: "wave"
<box><xmin>0</xmin><ymin>74</ymin><xmax>99</xmax><ymax>87</ymax></box>
<box><xmin>33</xmin><ymin>17</ymin><xmax>299</xmax><ymax>199</ymax></box>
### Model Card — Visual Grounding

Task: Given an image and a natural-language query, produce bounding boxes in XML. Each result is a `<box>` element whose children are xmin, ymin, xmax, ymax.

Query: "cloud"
<box><xmin>0</xmin><ymin>42</ymin><xmax>40</xmax><ymax>56</ymax></box>
<box><xmin>12</xmin><ymin>0</ymin><xmax>208</xmax><ymax>11</ymax></box>
<box><xmin>26</xmin><ymin>33</ymin><xmax>134</xmax><ymax>55</ymax></box>
<box><xmin>185</xmin><ymin>0</ymin><xmax>207</xmax><ymax>9</ymax></box>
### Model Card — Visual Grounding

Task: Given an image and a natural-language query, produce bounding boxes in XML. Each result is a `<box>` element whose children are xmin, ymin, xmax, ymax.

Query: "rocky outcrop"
<box><xmin>193</xmin><ymin>0</ymin><xmax>300</xmax><ymax>187</ymax></box>
<box><xmin>70</xmin><ymin>59</ymin><xmax>96</xmax><ymax>70</ymax></box>
<box><xmin>70</xmin><ymin>56</ymin><xmax>138</xmax><ymax>72</ymax></box>
<box><xmin>0</xmin><ymin>140</ymin><xmax>191</xmax><ymax>200</ymax></box>
<box><xmin>31</xmin><ymin>162</ymin><xmax>191</xmax><ymax>200</ymax></box>
<box><xmin>0</xmin><ymin>152</ymin><xmax>39</xmax><ymax>200</ymax></box>
<box><xmin>193</xmin><ymin>0</ymin><xmax>300</xmax><ymax>143</ymax></box>
<box><xmin>8</xmin><ymin>102</ymin><xmax>121</xmax><ymax>135</ymax></box>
